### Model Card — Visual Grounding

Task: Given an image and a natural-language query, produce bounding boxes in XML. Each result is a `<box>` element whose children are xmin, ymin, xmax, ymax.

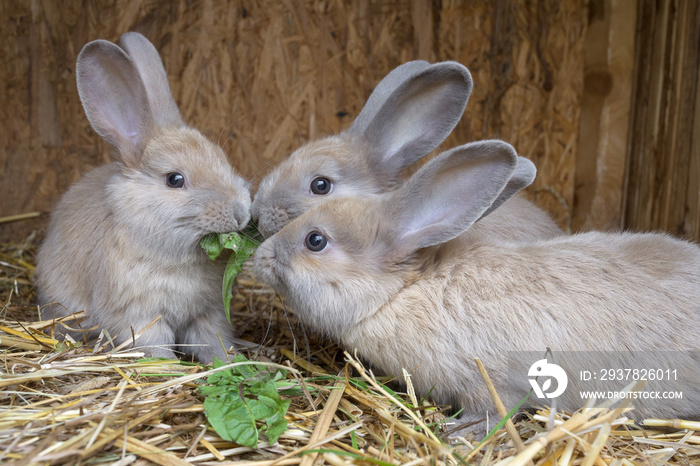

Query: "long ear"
<box><xmin>348</xmin><ymin>61</ymin><xmax>473</xmax><ymax>179</ymax></box>
<box><xmin>76</xmin><ymin>39</ymin><xmax>153</xmax><ymax>166</ymax></box>
<box><xmin>479</xmin><ymin>156</ymin><xmax>537</xmax><ymax>219</ymax></box>
<box><xmin>119</xmin><ymin>32</ymin><xmax>183</xmax><ymax>128</ymax></box>
<box><xmin>349</xmin><ymin>60</ymin><xmax>431</xmax><ymax>135</ymax></box>
<box><xmin>386</xmin><ymin>140</ymin><xmax>517</xmax><ymax>254</ymax></box>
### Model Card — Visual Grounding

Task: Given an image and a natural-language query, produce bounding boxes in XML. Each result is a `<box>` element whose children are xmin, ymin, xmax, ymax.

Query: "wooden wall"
<box><xmin>573</xmin><ymin>0</ymin><xmax>636</xmax><ymax>232</ymax></box>
<box><xmin>1</xmin><ymin>0</ymin><xmax>698</xmax><ymax>244</ymax></box>
<box><xmin>623</xmin><ymin>0</ymin><xmax>700</xmax><ymax>240</ymax></box>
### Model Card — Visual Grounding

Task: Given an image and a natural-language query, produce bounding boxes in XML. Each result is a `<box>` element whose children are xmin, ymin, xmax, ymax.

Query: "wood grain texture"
<box><xmin>623</xmin><ymin>0</ymin><xmax>700</xmax><ymax>241</ymax></box>
<box><xmin>574</xmin><ymin>0</ymin><xmax>637</xmax><ymax>232</ymax></box>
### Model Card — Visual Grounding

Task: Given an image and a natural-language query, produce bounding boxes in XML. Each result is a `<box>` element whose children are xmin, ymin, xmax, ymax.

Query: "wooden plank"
<box><xmin>573</xmin><ymin>0</ymin><xmax>637</xmax><ymax>232</ymax></box>
<box><xmin>688</xmin><ymin>34</ymin><xmax>700</xmax><ymax>239</ymax></box>
<box><xmin>623</xmin><ymin>0</ymin><xmax>700</xmax><ymax>240</ymax></box>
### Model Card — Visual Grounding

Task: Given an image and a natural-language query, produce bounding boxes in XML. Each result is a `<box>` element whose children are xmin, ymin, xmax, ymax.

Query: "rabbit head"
<box><xmin>76</xmin><ymin>33</ymin><xmax>251</xmax><ymax>255</ymax></box>
<box><xmin>251</xmin><ymin>60</ymin><xmax>473</xmax><ymax>238</ymax></box>
<box><xmin>254</xmin><ymin>140</ymin><xmax>524</xmax><ymax>337</ymax></box>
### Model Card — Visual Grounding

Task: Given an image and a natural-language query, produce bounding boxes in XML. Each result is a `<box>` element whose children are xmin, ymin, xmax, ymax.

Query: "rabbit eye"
<box><xmin>166</xmin><ymin>172</ymin><xmax>185</xmax><ymax>189</ymax></box>
<box><xmin>310</xmin><ymin>177</ymin><xmax>332</xmax><ymax>195</ymax></box>
<box><xmin>305</xmin><ymin>231</ymin><xmax>328</xmax><ymax>252</ymax></box>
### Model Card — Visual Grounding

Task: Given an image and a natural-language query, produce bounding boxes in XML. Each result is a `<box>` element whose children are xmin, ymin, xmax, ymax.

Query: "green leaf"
<box><xmin>200</xmin><ymin>355</ymin><xmax>292</xmax><ymax>447</ymax></box>
<box><xmin>200</xmin><ymin>233</ymin><xmax>225</xmax><ymax>260</ymax></box>
<box><xmin>222</xmin><ymin>251</ymin><xmax>243</xmax><ymax>322</ymax></box>
<box><xmin>204</xmin><ymin>396</ymin><xmax>260</xmax><ymax>447</ymax></box>
<box><xmin>200</xmin><ymin>226</ymin><xmax>262</xmax><ymax>323</ymax></box>
<box><xmin>264</xmin><ymin>398</ymin><xmax>291</xmax><ymax>443</ymax></box>
<box><xmin>211</xmin><ymin>356</ymin><xmax>228</xmax><ymax>369</ymax></box>
<box><xmin>220</xmin><ymin>232</ymin><xmax>246</xmax><ymax>251</ymax></box>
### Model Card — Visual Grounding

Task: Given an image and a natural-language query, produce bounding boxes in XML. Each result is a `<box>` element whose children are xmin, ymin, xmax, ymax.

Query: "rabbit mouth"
<box><xmin>251</xmin><ymin>201</ymin><xmax>298</xmax><ymax>238</ymax></box>
<box><xmin>191</xmin><ymin>214</ymin><xmax>250</xmax><ymax>238</ymax></box>
<box><xmin>252</xmin><ymin>242</ymin><xmax>285</xmax><ymax>291</ymax></box>
<box><xmin>256</xmin><ymin>212</ymin><xmax>288</xmax><ymax>238</ymax></box>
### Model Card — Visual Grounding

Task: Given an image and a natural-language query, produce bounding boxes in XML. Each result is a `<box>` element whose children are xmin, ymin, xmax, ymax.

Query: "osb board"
<box><xmin>0</xmin><ymin>0</ymin><xmax>588</xmax><ymax>243</ymax></box>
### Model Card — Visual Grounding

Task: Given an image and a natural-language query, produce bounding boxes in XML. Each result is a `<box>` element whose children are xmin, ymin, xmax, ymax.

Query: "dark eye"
<box><xmin>305</xmin><ymin>231</ymin><xmax>328</xmax><ymax>252</ymax></box>
<box><xmin>166</xmin><ymin>172</ymin><xmax>185</xmax><ymax>188</ymax></box>
<box><xmin>310</xmin><ymin>177</ymin><xmax>332</xmax><ymax>195</ymax></box>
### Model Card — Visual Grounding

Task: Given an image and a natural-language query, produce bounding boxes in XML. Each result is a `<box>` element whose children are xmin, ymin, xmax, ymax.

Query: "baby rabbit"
<box><xmin>254</xmin><ymin>139</ymin><xmax>700</xmax><ymax>431</ymax></box>
<box><xmin>35</xmin><ymin>33</ymin><xmax>251</xmax><ymax>362</ymax></box>
<box><xmin>251</xmin><ymin>60</ymin><xmax>561</xmax><ymax>241</ymax></box>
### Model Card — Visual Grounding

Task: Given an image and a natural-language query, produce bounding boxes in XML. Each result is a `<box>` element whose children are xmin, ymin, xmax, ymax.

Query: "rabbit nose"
<box><xmin>250</xmin><ymin>198</ymin><xmax>261</xmax><ymax>222</ymax></box>
<box><xmin>231</xmin><ymin>200</ymin><xmax>251</xmax><ymax>230</ymax></box>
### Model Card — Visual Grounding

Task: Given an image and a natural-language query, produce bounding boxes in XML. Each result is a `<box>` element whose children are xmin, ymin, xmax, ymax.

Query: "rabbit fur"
<box><xmin>35</xmin><ymin>33</ymin><xmax>251</xmax><ymax>362</ymax></box>
<box><xmin>251</xmin><ymin>60</ymin><xmax>562</xmax><ymax>241</ymax></box>
<box><xmin>253</xmin><ymin>139</ymin><xmax>700</xmax><ymax>432</ymax></box>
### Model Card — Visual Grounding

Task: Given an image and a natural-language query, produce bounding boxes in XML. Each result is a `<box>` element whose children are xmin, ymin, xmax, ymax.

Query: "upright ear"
<box><xmin>349</xmin><ymin>60</ymin><xmax>431</xmax><ymax>135</ymax></box>
<box><xmin>348</xmin><ymin>61</ymin><xmax>473</xmax><ymax>179</ymax></box>
<box><xmin>386</xmin><ymin>140</ymin><xmax>517</xmax><ymax>254</ymax></box>
<box><xmin>119</xmin><ymin>32</ymin><xmax>183</xmax><ymax>128</ymax></box>
<box><xmin>76</xmin><ymin>39</ymin><xmax>153</xmax><ymax>166</ymax></box>
<box><xmin>478</xmin><ymin>156</ymin><xmax>537</xmax><ymax>219</ymax></box>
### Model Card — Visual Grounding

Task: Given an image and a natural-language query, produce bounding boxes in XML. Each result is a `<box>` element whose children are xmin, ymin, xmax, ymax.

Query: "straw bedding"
<box><xmin>1</xmin><ymin>233</ymin><xmax>699</xmax><ymax>465</ymax></box>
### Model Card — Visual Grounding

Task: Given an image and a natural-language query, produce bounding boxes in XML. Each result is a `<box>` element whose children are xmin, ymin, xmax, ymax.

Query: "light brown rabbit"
<box><xmin>251</xmin><ymin>60</ymin><xmax>561</xmax><ymax>241</ymax></box>
<box><xmin>35</xmin><ymin>33</ymin><xmax>251</xmax><ymax>362</ymax></box>
<box><xmin>254</xmin><ymin>139</ymin><xmax>700</xmax><ymax>432</ymax></box>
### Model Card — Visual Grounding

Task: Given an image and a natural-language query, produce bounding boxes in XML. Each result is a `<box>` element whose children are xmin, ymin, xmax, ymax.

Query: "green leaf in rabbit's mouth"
<box><xmin>200</xmin><ymin>224</ymin><xmax>262</xmax><ymax>322</ymax></box>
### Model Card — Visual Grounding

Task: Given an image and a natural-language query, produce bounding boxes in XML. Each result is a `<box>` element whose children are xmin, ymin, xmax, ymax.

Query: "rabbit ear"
<box><xmin>386</xmin><ymin>140</ymin><xmax>517</xmax><ymax>254</ymax></box>
<box><xmin>349</xmin><ymin>60</ymin><xmax>431</xmax><ymax>135</ymax></box>
<box><xmin>119</xmin><ymin>32</ymin><xmax>183</xmax><ymax>128</ymax></box>
<box><xmin>348</xmin><ymin>61</ymin><xmax>473</xmax><ymax>179</ymax></box>
<box><xmin>478</xmin><ymin>156</ymin><xmax>537</xmax><ymax>220</ymax></box>
<box><xmin>76</xmin><ymin>39</ymin><xmax>153</xmax><ymax>166</ymax></box>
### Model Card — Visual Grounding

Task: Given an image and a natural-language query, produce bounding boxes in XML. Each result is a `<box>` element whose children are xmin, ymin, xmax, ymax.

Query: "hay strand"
<box><xmin>474</xmin><ymin>357</ymin><xmax>528</xmax><ymax>458</ymax></box>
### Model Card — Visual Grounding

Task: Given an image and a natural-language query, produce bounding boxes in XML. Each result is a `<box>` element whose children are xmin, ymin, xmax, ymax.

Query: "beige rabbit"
<box><xmin>254</xmin><ymin>139</ymin><xmax>700</xmax><ymax>432</ymax></box>
<box><xmin>35</xmin><ymin>33</ymin><xmax>251</xmax><ymax>362</ymax></box>
<box><xmin>251</xmin><ymin>60</ymin><xmax>561</xmax><ymax>241</ymax></box>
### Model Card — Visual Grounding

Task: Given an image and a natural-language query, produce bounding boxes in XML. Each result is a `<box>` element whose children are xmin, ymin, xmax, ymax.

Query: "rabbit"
<box><xmin>251</xmin><ymin>60</ymin><xmax>562</xmax><ymax>242</ymax></box>
<box><xmin>253</xmin><ymin>139</ymin><xmax>700</xmax><ymax>434</ymax></box>
<box><xmin>35</xmin><ymin>32</ymin><xmax>251</xmax><ymax>363</ymax></box>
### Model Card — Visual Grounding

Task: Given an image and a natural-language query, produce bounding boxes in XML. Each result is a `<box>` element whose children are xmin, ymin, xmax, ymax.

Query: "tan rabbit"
<box><xmin>254</xmin><ymin>139</ymin><xmax>700</xmax><ymax>432</ymax></box>
<box><xmin>35</xmin><ymin>33</ymin><xmax>251</xmax><ymax>362</ymax></box>
<box><xmin>251</xmin><ymin>60</ymin><xmax>561</xmax><ymax>241</ymax></box>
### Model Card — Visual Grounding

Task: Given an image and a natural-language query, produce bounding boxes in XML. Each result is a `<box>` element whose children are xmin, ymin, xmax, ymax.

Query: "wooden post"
<box><xmin>623</xmin><ymin>0</ymin><xmax>700</xmax><ymax>240</ymax></box>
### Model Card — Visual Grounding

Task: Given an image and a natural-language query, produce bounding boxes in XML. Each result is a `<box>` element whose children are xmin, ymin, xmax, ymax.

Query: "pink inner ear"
<box><xmin>77</xmin><ymin>41</ymin><xmax>154</xmax><ymax>162</ymax></box>
<box><xmin>127</xmin><ymin>130</ymin><xmax>142</xmax><ymax>149</ymax></box>
<box><xmin>364</xmin><ymin>65</ymin><xmax>471</xmax><ymax>178</ymax></box>
<box><xmin>389</xmin><ymin>142</ymin><xmax>517</xmax><ymax>253</ymax></box>
<box><xmin>373</xmin><ymin>81</ymin><xmax>462</xmax><ymax>163</ymax></box>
